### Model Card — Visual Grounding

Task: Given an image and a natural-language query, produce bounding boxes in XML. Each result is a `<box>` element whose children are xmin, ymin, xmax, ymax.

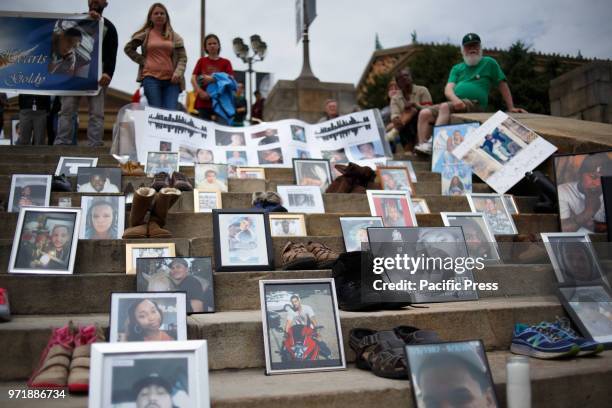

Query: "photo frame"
<box><xmin>377</xmin><ymin>166</ymin><xmax>414</xmax><ymax>194</ymax></box>
<box><xmin>277</xmin><ymin>185</ymin><xmax>325</xmax><ymax>214</ymax></box>
<box><xmin>269</xmin><ymin>213</ymin><xmax>307</xmax><ymax>237</ymax></box>
<box><xmin>440</xmin><ymin>212</ymin><xmax>501</xmax><ymax>262</ymax></box>
<box><xmin>339</xmin><ymin>216</ymin><xmax>384</xmax><ymax>252</ymax></box>
<box><xmin>386</xmin><ymin>160</ymin><xmax>417</xmax><ymax>183</ymax></box>
<box><xmin>9</xmin><ymin>207</ymin><xmax>81</xmax><ymax>275</ymax></box>
<box><xmin>212</xmin><ymin>210</ymin><xmax>274</xmax><ymax>272</ymax></box>
<box><xmin>145</xmin><ymin>151</ymin><xmax>179</xmax><ymax>177</ymax></box>
<box><xmin>236</xmin><ymin>167</ymin><xmax>266</xmax><ymax>180</ymax></box>
<box><xmin>79</xmin><ymin>195</ymin><xmax>125</xmax><ymax>239</ymax></box>
<box><xmin>136</xmin><ymin>257</ymin><xmax>215</xmax><ymax>314</ymax></box>
<box><xmin>55</xmin><ymin>156</ymin><xmax>98</xmax><ymax>177</ymax></box>
<box><xmin>76</xmin><ymin>167</ymin><xmax>121</xmax><ymax>193</ymax></box>
<box><xmin>411</xmin><ymin>198</ymin><xmax>430</xmax><ymax>214</ymax></box>
<box><xmin>405</xmin><ymin>340</ymin><xmax>500</xmax><ymax>408</ymax></box>
<box><xmin>431</xmin><ymin>122</ymin><xmax>479</xmax><ymax>174</ymax></box>
<box><xmin>259</xmin><ymin>278</ymin><xmax>346</xmax><ymax>375</ymax></box>
<box><xmin>125</xmin><ymin>243</ymin><xmax>176</xmax><ymax>275</ymax></box>
<box><xmin>7</xmin><ymin>174</ymin><xmax>52</xmax><ymax>212</ymax></box>
<box><xmin>467</xmin><ymin>193</ymin><xmax>518</xmax><ymax>235</ymax></box>
<box><xmin>292</xmin><ymin>158</ymin><xmax>333</xmax><ymax>191</ymax></box>
<box><xmin>109</xmin><ymin>292</ymin><xmax>188</xmax><ymax>342</ymax></box>
<box><xmin>503</xmin><ymin>194</ymin><xmax>519</xmax><ymax>215</ymax></box>
<box><xmin>558</xmin><ymin>285</ymin><xmax>612</xmax><ymax>345</ymax></box>
<box><xmin>194</xmin><ymin>163</ymin><xmax>229</xmax><ymax>192</ymax></box>
<box><xmin>193</xmin><ymin>190</ymin><xmax>222</xmax><ymax>213</ymax></box>
<box><xmin>366</xmin><ymin>190</ymin><xmax>417</xmax><ymax>227</ymax></box>
<box><xmin>441</xmin><ymin>164</ymin><xmax>472</xmax><ymax>196</ymax></box>
<box><xmin>89</xmin><ymin>340</ymin><xmax>210</xmax><ymax>408</ymax></box>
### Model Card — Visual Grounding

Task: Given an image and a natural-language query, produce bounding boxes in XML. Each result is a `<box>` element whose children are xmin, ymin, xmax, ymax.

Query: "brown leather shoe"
<box><xmin>307</xmin><ymin>241</ymin><xmax>339</xmax><ymax>268</ymax></box>
<box><xmin>171</xmin><ymin>171</ymin><xmax>193</xmax><ymax>191</ymax></box>
<box><xmin>281</xmin><ymin>241</ymin><xmax>317</xmax><ymax>270</ymax></box>
<box><xmin>151</xmin><ymin>172</ymin><xmax>171</xmax><ymax>192</ymax></box>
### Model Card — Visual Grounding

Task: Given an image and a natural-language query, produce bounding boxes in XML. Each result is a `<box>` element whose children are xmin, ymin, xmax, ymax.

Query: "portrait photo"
<box><xmin>431</xmin><ymin>122</ymin><xmax>478</xmax><ymax>174</ymax></box>
<box><xmin>321</xmin><ymin>148</ymin><xmax>349</xmax><ymax>178</ymax></box>
<box><xmin>215</xmin><ymin>129</ymin><xmax>245</xmax><ymax>147</ymax></box>
<box><xmin>293</xmin><ymin>159</ymin><xmax>333</xmax><ymax>191</ymax></box>
<box><xmin>269</xmin><ymin>214</ymin><xmax>307</xmax><ymax>237</ymax></box>
<box><xmin>7</xmin><ymin>174</ymin><xmax>52</xmax><ymax>213</ymax></box>
<box><xmin>159</xmin><ymin>141</ymin><xmax>172</xmax><ymax>152</ymax></box>
<box><xmin>79</xmin><ymin>196</ymin><xmax>125</xmax><ymax>239</ymax></box>
<box><xmin>478</xmin><ymin>126</ymin><xmax>524</xmax><ymax>165</ymax></box>
<box><xmin>554</xmin><ymin>151</ymin><xmax>612</xmax><ymax>233</ymax></box>
<box><xmin>226</xmin><ymin>150</ymin><xmax>248</xmax><ymax>166</ymax></box>
<box><xmin>251</xmin><ymin>128</ymin><xmax>280</xmax><ymax>145</ymax></box>
<box><xmin>406</xmin><ymin>340</ymin><xmax>499</xmax><ymax>408</ymax></box>
<box><xmin>260</xmin><ymin>279</ymin><xmax>346</xmax><ymax>375</ymax></box>
<box><xmin>9</xmin><ymin>207</ymin><xmax>81</xmax><ymax>274</ymax></box>
<box><xmin>467</xmin><ymin>193</ymin><xmax>517</xmax><ymax>235</ymax></box>
<box><xmin>559</xmin><ymin>286</ymin><xmax>612</xmax><ymax>345</ymax></box>
<box><xmin>277</xmin><ymin>185</ymin><xmax>325</xmax><ymax>214</ymax></box>
<box><xmin>339</xmin><ymin>216</ymin><xmax>383</xmax><ymax>252</ymax></box>
<box><xmin>367</xmin><ymin>190</ymin><xmax>417</xmax><ymax>227</ymax></box>
<box><xmin>194</xmin><ymin>164</ymin><xmax>228</xmax><ymax>192</ymax></box>
<box><xmin>109</xmin><ymin>292</ymin><xmax>187</xmax><ymax>342</ymax></box>
<box><xmin>125</xmin><ymin>243</ymin><xmax>176</xmax><ymax>275</ymax></box>
<box><xmin>290</xmin><ymin>125</ymin><xmax>306</xmax><ymax>143</ymax></box>
<box><xmin>236</xmin><ymin>167</ymin><xmax>265</xmax><ymax>179</ymax></box>
<box><xmin>76</xmin><ymin>167</ymin><xmax>121</xmax><ymax>193</ymax></box>
<box><xmin>146</xmin><ymin>152</ymin><xmax>179</xmax><ymax>177</ymax></box>
<box><xmin>348</xmin><ymin>140</ymin><xmax>385</xmax><ymax>160</ymax></box>
<box><xmin>441</xmin><ymin>212</ymin><xmax>500</xmax><ymax>262</ymax></box>
<box><xmin>213</xmin><ymin>210</ymin><xmax>273</xmax><ymax>271</ymax></box>
<box><xmin>258</xmin><ymin>147</ymin><xmax>284</xmax><ymax>165</ymax></box>
<box><xmin>55</xmin><ymin>156</ymin><xmax>98</xmax><ymax>177</ymax></box>
<box><xmin>387</xmin><ymin>159</ymin><xmax>417</xmax><ymax>183</ymax></box>
<box><xmin>441</xmin><ymin>164</ymin><xmax>472</xmax><ymax>196</ymax></box>
<box><xmin>194</xmin><ymin>148</ymin><xmax>214</xmax><ymax>164</ymax></box>
<box><xmin>377</xmin><ymin>166</ymin><xmax>414</xmax><ymax>194</ymax></box>
<box><xmin>90</xmin><ymin>341</ymin><xmax>210</xmax><ymax>408</ymax></box>
<box><xmin>137</xmin><ymin>257</ymin><xmax>215</xmax><ymax>314</ymax></box>
<box><xmin>412</xmin><ymin>198</ymin><xmax>430</xmax><ymax>214</ymax></box>
<box><xmin>193</xmin><ymin>190</ymin><xmax>222</xmax><ymax>213</ymax></box>
<box><xmin>48</xmin><ymin>19</ymin><xmax>98</xmax><ymax>78</ymax></box>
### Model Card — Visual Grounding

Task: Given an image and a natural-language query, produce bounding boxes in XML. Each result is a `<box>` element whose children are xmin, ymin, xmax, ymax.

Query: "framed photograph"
<box><xmin>226</xmin><ymin>150</ymin><xmax>248</xmax><ymax>166</ymax></box>
<box><xmin>236</xmin><ymin>167</ymin><xmax>266</xmax><ymax>179</ymax></box>
<box><xmin>440</xmin><ymin>212</ymin><xmax>501</xmax><ymax>262</ymax></box>
<box><xmin>193</xmin><ymin>190</ymin><xmax>222</xmax><ymax>213</ymax></box>
<box><xmin>366</xmin><ymin>190</ymin><xmax>417</xmax><ymax>227</ymax></box>
<box><xmin>290</xmin><ymin>125</ymin><xmax>306</xmax><ymax>143</ymax></box>
<box><xmin>558</xmin><ymin>285</ymin><xmax>612</xmax><ymax>345</ymax></box>
<box><xmin>269</xmin><ymin>213</ymin><xmax>307</xmax><ymax>237</ymax></box>
<box><xmin>554</xmin><ymin>150</ymin><xmax>612</xmax><ymax>233</ymax></box>
<box><xmin>386</xmin><ymin>160</ymin><xmax>417</xmax><ymax>183</ymax></box>
<box><xmin>7</xmin><ymin>174</ymin><xmax>52</xmax><ymax>212</ymax></box>
<box><xmin>80</xmin><ymin>196</ymin><xmax>125</xmax><ymax>239</ymax></box>
<box><xmin>89</xmin><ymin>340</ymin><xmax>210</xmax><ymax>408</ymax></box>
<box><xmin>412</xmin><ymin>198</ymin><xmax>430</xmax><ymax>214</ymax></box>
<box><xmin>431</xmin><ymin>122</ymin><xmax>479</xmax><ymax>173</ymax></box>
<box><xmin>377</xmin><ymin>166</ymin><xmax>414</xmax><ymax>194</ymax></box>
<box><xmin>541</xmin><ymin>232</ymin><xmax>608</xmax><ymax>286</ymax></box>
<box><xmin>76</xmin><ymin>167</ymin><xmax>121</xmax><ymax>193</ymax></box>
<box><xmin>348</xmin><ymin>140</ymin><xmax>385</xmax><ymax>160</ymax></box>
<box><xmin>251</xmin><ymin>128</ymin><xmax>280</xmax><ymax>145</ymax></box>
<box><xmin>405</xmin><ymin>340</ymin><xmax>499</xmax><ymax>408</ymax></box>
<box><xmin>109</xmin><ymin>292</ymin><xmax>187</xmax><ymax>342</ymax></box>
<box><xmin>258</xmin><ymin>147</ymin><xmax>284</xmax><ymax>165</ymax></box>
<box><xmin>277</xmin><ymin>185</ymin><xmax>325</xmax><ymax>214</ymax></box>
<box><xmin>503</xmin><ymin>194</ymin><xmax>519</xmax><ymax>215</ymax></box>
<box><xmin>215</xmin><ymin>129</ymin><xmax>245</xmax><ymax>147</ymax></box>
<box><xmin>212</xmin><ymin>210</ymin><xmax>274</xmax><ymax>272</ymax></box>
<box><xmin>145</xmin><ymin>151</ymin><xmax>179</xmax><ymax>177</ymax></box>
<box><xmin>125</xmin><ymin>243</ymin><xmax>176</xmax><ymax>275</ymax></box>
<box><xmin>137</xmin><ymin>257</ymin><xmax>215</xmax><ymax>313</ymax></box>
<box><xmin>55</xmin><ymin>156</ymin><xmax>98</xmax><ymax>177</ymax></box>
<box><xmin>293</xmin><ymin>158</ymin><xmax>332</xmax><ymax>191</ymax></box>
<box><xmin>467</xmin><ymin>193</ymin><xmax>518</xmax><ymax>235</ymax></box>
<box><xmin>9</xmin><ymin>207</ymin><xmax>81</xmax><ymax>275</ymax></box>
<box><xmin>159</xmin><ymin>140</ymin><xmax>172</xmax><ymax>152</ymax></box>
<box><xmin>259</xmin><ymin>278</ymin><xmax>346</xmax><ymax>375</ymax></box>
<box><xmin>441</xmin><ymin>164</ymin><xmax>472</xmax><ymax>196</ymax></box>
<box><xmin>339</xmin><ymin>216</ymin><xmax>384</xmax><ymax>252</ymax></box>
<box><xmin>194</xmin><ymin>163</ymin><xmax>228</xmax><ymax>192</ymax></box>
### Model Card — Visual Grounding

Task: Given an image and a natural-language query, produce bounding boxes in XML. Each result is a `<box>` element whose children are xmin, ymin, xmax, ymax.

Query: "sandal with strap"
<box><xmin>394</xmin><ymin>325</ymin><xmax>441</xmax><ymax>344</ymax></box>
<box><xmin>28</xmin><ymin>323</ymin><xmax>75</xmax><ymax>388</ymax></box>
<box><xmin>348</xmin><ymin>328</ymin><xmax>378</xmax><ymax>370</ymax></box>
<box><xmin>370</xmin><ymin>333</ymin><xmax>409</xmax><ymax>379</ymax></box>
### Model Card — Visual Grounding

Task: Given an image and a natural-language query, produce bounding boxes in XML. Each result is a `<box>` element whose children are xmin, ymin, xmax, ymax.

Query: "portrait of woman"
<box><xmin>123</xmin><ymin>298</ymin><xmax>176</xmax><ymax>342</ymax></box>
<box><xmin>447</xmin><ymin>176</ymin><xmax>465</xmax><ymax>195</ymax></box>
<box><xmin>81</xmin><ymin>197</ymin><xmax>124</xmax><ymax>240</ymax></box>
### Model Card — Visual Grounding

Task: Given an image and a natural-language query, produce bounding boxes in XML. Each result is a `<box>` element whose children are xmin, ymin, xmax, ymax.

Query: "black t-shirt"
<box><xmin>175</xmin><ymin>275</ymin><xmax>206</xmax><ymax>313</ymax></box>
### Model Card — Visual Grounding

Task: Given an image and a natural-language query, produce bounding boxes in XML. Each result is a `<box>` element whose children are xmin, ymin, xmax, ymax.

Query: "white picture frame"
<box><xmin>467</xmin><ymin>193</ymin><xmax>518</xmax><ymax>235</ymax></box>
<box><xmin>277</xmin><ymin>185</ymin><xmax>325</xmax><ymax>214</ymax></box>
<box><xmin>79</xmin><ymin>195</ymin><xmax>125</xmax><ymax>239</ymax></box>
<box><xmin>55</xmin><ymin>156</ymin><xmax>98</xmax><ymax>177</ymax></box>
<box><xmin>193</xmin><ymin>190</ymin><xmax>222</xmax><ymax>213</ymax></box>
<box><xmin>441</xmin><ymin>211</ymin><xmax>501</xmax><ymax>262</ymax></box>
<box><xmin>366</xmin><ymin>190</ymin><xmax>417</xmax><ymax>227</ymax></box>
<box><xmin>7</xmin><ymin>174</ymin><xmax>52</xmax><ymax>213</ymax></box>
<box><xmin>125</xmin><ymin>243</ymin><xmax>176</xmax><ymax>275</ymax></box>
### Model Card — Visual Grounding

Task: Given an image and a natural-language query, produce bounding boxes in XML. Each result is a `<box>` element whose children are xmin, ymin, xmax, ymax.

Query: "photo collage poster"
<box><xmin>133</xmin><ymin>106</ymin><xmax>392</xmax><ymax>169</ymax></box>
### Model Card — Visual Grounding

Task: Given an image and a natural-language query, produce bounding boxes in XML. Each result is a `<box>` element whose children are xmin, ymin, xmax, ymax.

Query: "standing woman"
<box><xmin>124</xmin><ymin>3</ymin><xmax>187</xmax><ymax>110</ymax></box>
<box><xmin>192</xmin><ymin>34</ymin><xmax>234</xmax><ymax>121</ymax></box>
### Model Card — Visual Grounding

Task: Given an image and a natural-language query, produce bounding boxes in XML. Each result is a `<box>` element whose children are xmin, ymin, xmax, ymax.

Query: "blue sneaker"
<box><xmin>544</xmin><ymin>317</ymin><xmax>604</xmax><ymax>357</ymax></box>
<box><xmin>511</xmin><ymin>323</ymin><xmax>580</xmax><ymax>359</ymax></box>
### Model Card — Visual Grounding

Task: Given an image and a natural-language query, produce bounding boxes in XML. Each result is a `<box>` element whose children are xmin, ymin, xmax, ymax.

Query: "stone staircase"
<box><xmin>0</xmin><ymin>114</ymin><xmax>612</xmax><ymax>407</ymax></box>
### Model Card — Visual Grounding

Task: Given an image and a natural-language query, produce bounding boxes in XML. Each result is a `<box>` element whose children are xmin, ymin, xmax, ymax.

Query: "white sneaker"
<box><xmin>415</xmin><ymin>141</ymin><xmax>433</xmax><ymax>154</ymax></box>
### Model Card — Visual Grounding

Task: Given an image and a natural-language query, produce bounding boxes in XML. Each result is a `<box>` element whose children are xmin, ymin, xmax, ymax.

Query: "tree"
<box><xmin>360</xmin><ymin>73</ymin><xmax>392</xmax><ymax>109</ymax></box>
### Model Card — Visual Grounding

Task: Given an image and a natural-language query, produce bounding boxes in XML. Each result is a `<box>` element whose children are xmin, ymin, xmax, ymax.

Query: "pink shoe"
<box><xmin>68</xmin><ymin>324</ymin><xmax>105</xmax><ymax>394</ymax></box>
<box><xmin>28</xmin><ymin>323</ymin><xmax>75</xmax><ymax>388</ymax></box>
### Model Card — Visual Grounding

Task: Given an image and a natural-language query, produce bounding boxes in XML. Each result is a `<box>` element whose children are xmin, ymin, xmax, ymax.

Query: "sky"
<box><xmin>3</xmin><ymin>0</ymin><xmax>612</xmax><ymax>95</ymax></box>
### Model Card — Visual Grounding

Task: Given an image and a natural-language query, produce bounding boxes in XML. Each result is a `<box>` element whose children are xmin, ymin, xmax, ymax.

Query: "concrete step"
<box><xmin>1</xmin><ymin>350</ymin><xmax>611</xmax><ymax>407</ymax></box>
<box><xmin>0</xmin><ymin>296</ymin><xmax>566</xmax><ymax>379</ymax></box>
<box><xmin>0</xmin><ymin>145</ymin><xmax>110</xmax><ymax>156</ymax></box>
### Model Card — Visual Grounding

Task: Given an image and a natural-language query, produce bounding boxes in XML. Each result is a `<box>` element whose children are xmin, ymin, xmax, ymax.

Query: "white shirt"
<box><xmin>78</xmin><ymin>180</ymin><xmax>120</xmax><ymax>193</ymax></box>
<box><xmin>558</xmin><ymin>181</ymin><xmax>605</xmax><ymax>232</ymax></box>
<box><xmin>286</xmin><ymin>305</ymin><xmax>315</xmax><ymax>327</ymax></box>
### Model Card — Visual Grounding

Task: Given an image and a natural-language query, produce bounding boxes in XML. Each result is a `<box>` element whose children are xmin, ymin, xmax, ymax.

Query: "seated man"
<box><xmin>416</xmin><ymin>33</ymin><xmax>526</xmax><ymax>154</ymax></box>
<box><xmin>389</xmin><ymin>68</ymin><xmax>432</xmax><ymax>152</ymax></box>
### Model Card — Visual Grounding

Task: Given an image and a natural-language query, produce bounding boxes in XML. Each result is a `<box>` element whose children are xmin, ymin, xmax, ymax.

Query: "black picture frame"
<box><xmin>212</xmin><ymin>209</ymin><xmax>274</xmax><ymax>272</ymax></box>
<box><xmin>557</xmin><ymin>285</ymin><xmax>612</xmax><ymax>347</ymax></box>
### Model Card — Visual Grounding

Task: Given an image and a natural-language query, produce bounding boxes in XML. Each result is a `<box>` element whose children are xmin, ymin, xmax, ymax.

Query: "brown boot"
<box><xmin>123</xmin><ymin>187</ymin><xmax>156</xmax><ymax>239</ymax></box>
<box><xmin>307</xmin><ymin>241</ymin><xmax>339</xmax><ymax>268</ymax></box>
<box><xmin>148</xmin><ymin>187</ymin><xmax>181</xmax><ymax>238</ymax></box>
<box><xmin>281</xmin><ymin>241</ymin><xmax>317</xmax><ymax>270</ymax></box>
<box><xmin>171</xmin><ymin>171</ymin><xmax>193</xmax><ymax>191</ymax></box>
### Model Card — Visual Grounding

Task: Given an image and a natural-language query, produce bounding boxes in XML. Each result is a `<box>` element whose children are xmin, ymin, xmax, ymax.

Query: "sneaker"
<box><xmin>543</xmin><ymin>317</ymin><xmax>604</xmax><ymax>356</ymax></box>
<box><xmin>171</xmin><ymin>171</ymin><xmax>193</xmax><ymax>191</ymax></box>
<box><xmin>68</xmin><ymin>324</ymin><xmax>105</xmax><ymax>393</ymax></box>
<box><xmin>306</xmin><ymin>241</ymin><xmax>339</xmax><ymax>269</ymax></box>
<box><xmin>511</xmin><ymin>323</ymin><xmax>579</xmax><ymax>359</ymax></box>
<box><xmin>28</xmin><ymin>323</ymin><xmax>76</xmax><ymax>388</ymax></box>
<box><xmin>414</xmin><ymin>141</ymin><xmax>433</xmax><ymax>154</ymax></box>
<box><xmin>151</xmin><ymin>172</ymin><xmax>171</xmax><ymax>191</ymax></box>
<box><xmin>281</xmin><ymin>241</ymin><xmax>317</xmax><ymax>270</ymax></box>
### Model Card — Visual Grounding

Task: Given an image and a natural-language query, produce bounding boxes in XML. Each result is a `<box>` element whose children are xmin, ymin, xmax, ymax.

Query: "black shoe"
<box><xmin>52</xmin><ymin>174</ymin><xmax>72</xmax><ymax>192</ymax></box>
<box><xmin>171</xmin><ymin>171</ymin><xmax>193</xmax><ymax>191</ymax></box>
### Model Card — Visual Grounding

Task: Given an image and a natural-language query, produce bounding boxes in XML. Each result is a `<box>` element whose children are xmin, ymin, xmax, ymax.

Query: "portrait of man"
<box><xmin>77</xmin><ymin>169</ymin><xmax>120</xmax><ymax>193</ymax></box>
<box><xmin>252</xmin><ymin>128</ymin><xmax>280</xmax><ymax>145</ymax></box>
<box><xmin>48</xmin><ymin>24</ymin><xmax>82</xmax><ymax>76</ymax></box>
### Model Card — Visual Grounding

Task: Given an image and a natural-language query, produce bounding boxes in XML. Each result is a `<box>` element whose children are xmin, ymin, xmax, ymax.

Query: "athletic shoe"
<box><xmin>511</xmin><ymin>323</ymin><xmax>579</xmax><ymax>359</ymax></box>
<box><xmin>414</xmin><ymin>141</ymin><xmax>433</xmax><ymax>154</ymax></box>
<box><xmin>540</xmin><ymin>317</ymin><xmax>604</xmax><ymax>357</ymax></box>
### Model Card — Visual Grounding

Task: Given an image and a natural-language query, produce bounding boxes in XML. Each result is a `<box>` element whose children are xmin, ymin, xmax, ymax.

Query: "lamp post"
<box><xmin>232</xmin><ymin>35</ymin><xmax>267</xmax><ymax>121</ymax></box>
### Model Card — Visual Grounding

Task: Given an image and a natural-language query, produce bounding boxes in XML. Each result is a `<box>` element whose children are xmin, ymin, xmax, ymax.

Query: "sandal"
<box><xmin>28</xmin><ymin>323</ymin><xmax>75</xmax><ymax>388</ymax></box>
<box><xmin>350</xmin><ymin>328</ymin><xmax>409</xmax><ymax>379</ymax></box>
<box><xmin>349</xmin><ymin>328</ymin><xmax>377</xmax><ymax>370</ymax></box>
<box><xmin>394</xmin><ymin>325</ymin><xmax>441</xmax><ymax>344</ymax></box>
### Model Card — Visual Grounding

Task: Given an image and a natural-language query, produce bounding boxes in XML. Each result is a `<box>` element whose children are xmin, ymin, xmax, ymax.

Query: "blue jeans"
<box><xmin>142</xmin><ymin>76</ymin><xmax>180</xmax><ymax>110</ymax></box>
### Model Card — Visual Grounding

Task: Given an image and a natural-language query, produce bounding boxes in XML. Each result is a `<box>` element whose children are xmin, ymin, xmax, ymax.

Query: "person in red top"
<box><xmin>191</xmin><ymin>34</ymin><xmax>234</xmax><ymax>121</ymax></box>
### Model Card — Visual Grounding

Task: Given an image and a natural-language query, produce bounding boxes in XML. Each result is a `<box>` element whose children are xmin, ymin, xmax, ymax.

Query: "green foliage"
<box><xmin>409</xmin><ymin>44</ymin><xmax>461</xmax><ymax>103</ymax></box>
<box><xmin>360</xmin><ymin>73</ymin><xmax>392</xmax><ymax>110</ymax></box>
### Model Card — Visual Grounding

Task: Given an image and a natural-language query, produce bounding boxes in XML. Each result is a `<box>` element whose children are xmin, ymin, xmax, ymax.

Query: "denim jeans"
<box><xmin>142</xmin><ymin>76</ymin><xmax>180</xmax><ymax>110</ymax></box>
<box><xmin>55</xmin><ymin>87</ymin><xmax>106</xmax><ymax>147</ymax></box>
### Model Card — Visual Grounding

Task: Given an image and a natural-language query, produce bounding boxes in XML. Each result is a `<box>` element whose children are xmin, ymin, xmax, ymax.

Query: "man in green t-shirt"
<box><xmin>415</xmin><ymin>33</ymin><xmax>526</xmax><ymax>154</ymax></box>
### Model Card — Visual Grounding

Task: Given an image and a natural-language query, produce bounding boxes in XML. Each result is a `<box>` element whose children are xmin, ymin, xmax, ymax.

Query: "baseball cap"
<box><xmin>462</xmin><ymin>33</ymin><xmax>481</xmax><ymax>45</ymax></box>
<box><xmin>132</xmin><ymin>373</ymin><xmax>173</xmax><ymax>398</ymax></box>
<box><xmin>169</xmin><ymin>258</ymin><xmax>189</xmax><ymax>268</ymax></box>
